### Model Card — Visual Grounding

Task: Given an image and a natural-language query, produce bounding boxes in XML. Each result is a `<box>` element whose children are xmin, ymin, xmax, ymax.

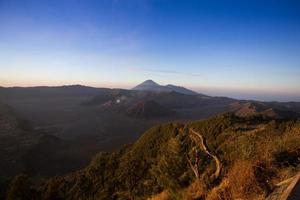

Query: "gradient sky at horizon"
<box><xmin>0</xmin><ymin>0</ymin><xmax>300</xmax><ymax>101</ymax></box>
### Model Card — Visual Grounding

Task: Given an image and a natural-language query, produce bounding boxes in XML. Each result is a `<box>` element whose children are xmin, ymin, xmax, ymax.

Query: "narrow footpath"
<box><xmin>189</xmin><ymin>128</ymin><xmax>221</xmax><ymax>180</ymax></box>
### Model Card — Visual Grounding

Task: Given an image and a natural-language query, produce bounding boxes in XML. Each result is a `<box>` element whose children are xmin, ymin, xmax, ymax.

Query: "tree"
<box><xmin>7</xmin><ymin>174</ymin><xmax>34</xmax><ymax>200</ymax></box>
<box><xmin>151</xmin><ymin>138</ymin><xmax>186</xmax><ymax>193</ymax></box>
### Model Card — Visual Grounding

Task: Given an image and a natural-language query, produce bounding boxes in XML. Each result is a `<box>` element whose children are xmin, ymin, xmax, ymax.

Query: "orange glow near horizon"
<box><xmin>1</xmin><ymin>79</ymin><xmax>299</xmax><ymax>101</ymax></box>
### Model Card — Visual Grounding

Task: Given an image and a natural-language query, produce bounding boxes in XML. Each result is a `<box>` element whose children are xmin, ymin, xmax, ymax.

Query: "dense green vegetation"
<box><xmin>4</xmin><ymin>113</ymin><xmax>300</xmax><ymax>200</ymax></box>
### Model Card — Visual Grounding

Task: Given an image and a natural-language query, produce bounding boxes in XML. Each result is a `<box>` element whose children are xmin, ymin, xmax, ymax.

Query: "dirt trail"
<box><xmin>189</xmin><ymin>129</ymin><xmax>221</xmax><ymax>180</ymax></box>
<box><xmin>266</xmin><ymin>173</ymin><xmax>300</xmax><ymax>200</ymax></box>
<box><xmin>286</xmin><ymin>174</ymin><xmax>300</xmax><ymax>200</ymax></box>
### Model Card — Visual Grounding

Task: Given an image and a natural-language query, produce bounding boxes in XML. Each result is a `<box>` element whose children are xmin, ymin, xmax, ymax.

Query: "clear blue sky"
<box><xmin>0</xmin><ymin>0</ymin><xmax>299</xmax><ymax>101</ymax></box>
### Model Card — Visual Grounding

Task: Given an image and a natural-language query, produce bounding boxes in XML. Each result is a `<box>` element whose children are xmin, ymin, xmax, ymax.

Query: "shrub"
<box><xmin>184</xmin><ymin>179</ymin><xmax>207</xmax><ymax>200</ymax></box>
<box><xmin>206</xmin><ymin>179</ymin><xmax>232</xmax><ymax>200</ymax></box>
<box><xmin>6</xmin><ymin>174</ymin><xmax>33</xmax><ymax>200</ymax></box>
<box><xmin>227</xmin><ymin>160</ymin><xmax>268</xmax><ymax>199</ymax></box>
<box><xmin>148</xmin><ymin>191</ymin><xmax>170</xmax><ymax>200</ymax></box>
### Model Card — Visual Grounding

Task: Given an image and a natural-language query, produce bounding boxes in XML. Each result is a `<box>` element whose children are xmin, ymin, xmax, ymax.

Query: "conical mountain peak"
<box><xmin>140</xmin><ymin>80</ymin><xmax>159</xmax><ymax>86</ymax></box>
<box><xmin>132</xmin><ymin>80</ymin><xmax>200</xmax><ymax>95</ymax></box>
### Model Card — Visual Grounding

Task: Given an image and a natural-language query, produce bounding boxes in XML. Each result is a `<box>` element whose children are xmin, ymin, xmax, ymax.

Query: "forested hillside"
<box><xmin>5</xmin><ymin>113</ymin><xmax>300</xmax><ymax>200</ymax></box>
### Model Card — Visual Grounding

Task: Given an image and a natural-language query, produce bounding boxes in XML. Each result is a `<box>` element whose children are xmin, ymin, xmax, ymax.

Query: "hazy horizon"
<box><xmin>2</xmin><ymin>2</ymin><xmax>300</xmax><ymax>198</ymax></box>
<box><xmin>1</xmin><ymin>79</ymin><xmax>299</xmax><ymax>102</ymax></box>
<box><xmin>0</xmin><ymin>0</ymin><xmax>299</xmax><ymax>101</ymax></box>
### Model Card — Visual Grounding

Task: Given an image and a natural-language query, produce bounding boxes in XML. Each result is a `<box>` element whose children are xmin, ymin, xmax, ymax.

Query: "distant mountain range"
<box><xmin>1</xmin><ymin>82</ymin><xmax>300</xmax><ymax>199</ymax></box>
<box><xmin>132</xmin><ymin>80</ymin><xmax>201</xmax><ymax>95</ymax></box>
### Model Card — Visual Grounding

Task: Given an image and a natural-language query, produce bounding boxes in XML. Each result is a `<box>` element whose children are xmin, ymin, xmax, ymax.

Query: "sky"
<box><xmin>0</xmin><ymin>0</ymin><xmax>299</xmax><ymax>101</ymax></box>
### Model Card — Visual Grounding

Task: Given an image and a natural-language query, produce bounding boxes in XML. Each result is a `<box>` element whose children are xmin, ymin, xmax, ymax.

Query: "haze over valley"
<box><xmin>1</xmin><ymin>80</ymin><xmax>299</xmax><ymax>179</ymax></box>
<box><xmin>1</xmin><ymin>0</ymin><xmax>300</xmax><ymax>199</ymax></box>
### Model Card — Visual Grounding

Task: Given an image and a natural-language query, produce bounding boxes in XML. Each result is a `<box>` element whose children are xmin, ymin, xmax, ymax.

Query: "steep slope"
<box><xmin>132</xmin><ymin>80</ymin><xmax>165</xmax><ymax>92</ymax></box>
<box><xmin>6</xmin><ymin>113</ymin><xmax>300</xmax><ymax>200</ymax></box>
<box><xmin>0</xmin><ymin>103</ymin><xmax>86</xmax><ymax>178</ymax></box>
<box><xmin>166</xmin><ymin>84</ymin><xmax>199</xmax><ymax>95</ymax></box>
<box><xmin>231</xmin><ymin>101</ymin><xmax>300</xmax><ymax>119</ymax></box>
<box><xmin>0</xmin><ymin>103</ymin><xmax>42</xmax><ymax>177</ymax></box>
<box><xmin>126</xmin><ymin>100</ymin><xmax>175</xmax><ymax>118</ymax></box>
<box><xmin>132</xmin><ymin>80</ymin><xmax>200</xmax><ymax>95</ymax></box>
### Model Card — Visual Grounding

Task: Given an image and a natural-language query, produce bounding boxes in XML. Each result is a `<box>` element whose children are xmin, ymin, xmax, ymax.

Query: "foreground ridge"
<box><xmin>4</xmin><ymin>113</ymin><xmax>300</xmax><ymax>200</ymax></box>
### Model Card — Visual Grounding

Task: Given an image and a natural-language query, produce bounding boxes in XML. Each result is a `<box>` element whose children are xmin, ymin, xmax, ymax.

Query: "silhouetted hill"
<box><xmin>132</xmin><ymin>80</ymin><xmax>200</xmax><ymax>95</ymax></box>
<box><xmin>0</xmin><ymin>85</ymin><xmax>110</xmax><ymax>99</ymax></box>
<box><xmin>0</xmin><ymin>103</ymin><xmax>88</xmax><ymax>180</ymax></box>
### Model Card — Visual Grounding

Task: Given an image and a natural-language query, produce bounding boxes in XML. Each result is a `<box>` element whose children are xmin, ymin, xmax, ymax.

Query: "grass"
<box><xmin>5</xmin><ymin>113</ymin><xmax>300</xmax><ymax>200</ymax></box>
